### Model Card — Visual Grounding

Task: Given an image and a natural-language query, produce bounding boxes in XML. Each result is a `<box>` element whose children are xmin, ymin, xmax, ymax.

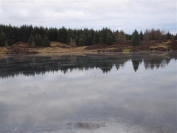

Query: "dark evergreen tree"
<box><xmin>99</xmin><ymin>28</ymin><xmax>107</xmax><ymax>44</ymax></box>
<box><xmin>78</xmin><ymin>34</ymin><xmax>86</xmax><ymax>46</ymax></box>
<box><xmin>66</xmin><ymin>29</ymin><xmax>73</xmax><ymax>45</ymax></box>
<box><xmin>87</xmin><ymin>32</ymin><xmax>93</xmax><ymax>45</ymax></box>
<box><xmin>106</xmin><ymin>32</ymin><xmax>113</xmax><ymax>45</ymax></box>
<box><xmin>89</xmin><ymin>29</ymin><xmax>95</xmax><ymax>43</ymax></box>
<box><xmin>166</xmin><ymin>31</ymin><xmax>171</xmax><ymax>40</ymax></box>
<box><xmin>16</xmin><ymin>28</ymin><xmax>21</xmax><ymax>42</ymax></box>
<box><xmin>43</xmin><ymin>36</ymin><xmax>50</xmax><ymax>47</ymax></box>
<box><xmin>5</xmin><ymin>25</ymin><xmax>13</xmax><ymax>46</ymax></box>
<box><xmin>79</xmin><ymin>38</ymin><xmax>85</xmax><ymax>46</ymax></box>
<box><xmin>21</xmin><ymin>25</ymin><xmax>28</xmax><ymax>42</ymax></box>
<box><xmin>12</xmin><ymin>27</ymin><xmax>18</xmax><ymax>42</ymax></box>
<box><xmin>44</xmin><ymin>28</ymin><xmax>49</xmax><ymax>38</ymax></box>
<box><xmin>49</xmin><ymin>28</ymin><xmax>57</xmax><ymax>41</ymax></box>
<box><xmin>99</xmin><ymin>31</ymin><xmax>104</xmax><ymax>44</ymax></box>
<box><xmin>175</xmin><ymin>34</ymin><xmax>177</xmax><ymax>40</ymax></box>
<box><xmin>93</xmin><ymin>31</ymin><xmax>99</xmax><ymax>44</ymax></box>
<box><xmin>140</xmin><ymin>31</ymin><xmax>143</xmax><ymax>40</ymax></box>
<box><xmin>0</xmin><ymin>31</ymin><xmax>6</xmax><ymax>47</ymax></box>
<box><xmin>0</xmin><ymin>24</ymin><xmax>174</xmax><ymax>48</ymax></box>
<box><xmin>60</xmin><ymin>27</ymin><xmax>68</xmax><ymax>43</ymax></box>
<box><xmin>39</xmin><ymin>26</ymin><xmax>45</xmax><ymax>38</ymax></box>
<box><xmin>32</xmin><ymin>26</ymin><xmax>39</xmax><ymax>36</ymax></box>
<box><xmin>66</xmin><ymin>33</ymin><xmax>71</xmax><ymax>45</ymax></box>
<box><xmin>125</xmin><ymin>34</ymin><xmax>131</xmax><ymax>40</ymax></box>
<box><xmin>28</xmin><ymin>35</ymin><xmax>34</xmax><ymax>46</ymax></box>
<box><xmin>75</xmin><ymin>36</ymin><xmax>79</xmax><ymax>46</ymax></box>
<box><xmin>34</xmin><ymin>34</ymin><xmax>43</xmax><ymax>46</ymax></box>
<box><xmin>57</xmin><ymin>29</ymin><xmax>62</xmax><ymax>42</ymax></box>
<box><xmin>131</xmin><ymin>30</ymin><xmax>140</xmax><ymax>45</ymax></box>
<box><xmin>150</xmin><ymin>29</ymin><xmax>155</xmax><ymax>40</ymax></box>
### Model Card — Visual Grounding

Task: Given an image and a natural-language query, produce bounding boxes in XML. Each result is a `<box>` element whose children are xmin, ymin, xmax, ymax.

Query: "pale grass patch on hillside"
<box><xmin>50</xmin><ymin>42</ymin><xmax>70</xmax><ymax>48</ymax></box>
<box><xmin>34</xmin><ymin>47</ymin><xmax>69</xmax><ymax>53</ymax></box>
<box><xmin>0</xmin><ymin>41</ymin><xmax>89</xmax><ymax>54</ymax></box>
<box><xmin>34</xmin><ymin>46</ymin><xmax>88</xmax><ymax>53</ymax></box>
<box><xmin>123</xmin><ymin>46</ymin><xmax>133</xmax><ymax>52</ymax></box>
<box><xmin>12</xmin><ymin>42</ymin><xmax>28</xmax><ymax>47</ymax></box>
<box><xmin>150</xmin><ymin>40</ymin><xmax>171</xmax><ymax>49</ymax></box>
<box><xmin>0</xmin><ymin>47</ymin><xmax>8</xmax><ymax>54</ymax></box>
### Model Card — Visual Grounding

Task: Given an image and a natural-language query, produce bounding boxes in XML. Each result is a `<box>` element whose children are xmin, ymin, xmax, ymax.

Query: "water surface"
<box><xmin>0</xmin><ymin>52</ymin><xmax>177</xmax><ymax>133</ymax></box>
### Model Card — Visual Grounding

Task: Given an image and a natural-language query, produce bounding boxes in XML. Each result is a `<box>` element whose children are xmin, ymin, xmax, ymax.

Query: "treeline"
<box><xmin>0</xmin><ymin>24</ymin><xmax>176</xmax><ymax>47</ymax></box>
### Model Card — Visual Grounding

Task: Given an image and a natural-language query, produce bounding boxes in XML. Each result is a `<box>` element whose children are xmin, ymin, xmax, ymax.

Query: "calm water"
<box><xmin>0</xmin><ymin>52</ymin><xmax>177</xmax><ymax>133</ymax></box>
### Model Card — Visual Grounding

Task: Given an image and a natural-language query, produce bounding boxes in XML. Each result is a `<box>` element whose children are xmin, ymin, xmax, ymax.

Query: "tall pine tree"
<box><xmin>0</xmin><ymin>31</ymin><xmax>7</xmax><ymax>47</ymax></box>
<box><xmin>93</xmin><ymin>32</ymin><xmax>99</xmax><ymax>44</ymax></box>
<box><xmin>43</xmin><ymin>36</ymin><xmax>50</xmax><ymax>47</ymax></box>
<box><xmin>140</xmin><ymin>31</ymin><xmax>143</xmax><ymax>40</ymax></box>
<box><xmin>131</xmin><ymin>30</ymin><xmax>140</xmax><ymax>45</ymax></box>
<box><xmin>28</xmin><ymin>35</ymin><xmax>34</xmax><ymax>46</ymax></box>
<box><xmin>175</xmin><ymin>34</ymin><xmax>177</xmax><ymax>40</ymax></box>
<box><xmin>34</xmin><ymin>34</ymin><xmax>43</xmax><ymax>46</ymax></box>
<box><xmin>106</xmin><ymin>32</ymin><xmax>113</xmax><ymax>45</ymax></box>
<box><xmin>99</xmin><ymin>28</ymin><xmax>107</xmax><ymax>44</ymax></box>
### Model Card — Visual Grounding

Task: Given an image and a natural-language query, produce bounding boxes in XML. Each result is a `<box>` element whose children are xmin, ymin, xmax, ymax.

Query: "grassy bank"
<box><xmin>0</xmin><ymin>40</ymin><xmax>176</xmax><ymax>54</ymax></box>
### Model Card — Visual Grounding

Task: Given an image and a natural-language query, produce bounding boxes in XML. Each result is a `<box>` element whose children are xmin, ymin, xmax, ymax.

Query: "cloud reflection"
<box><xmin>0</xmin><ymin>53</ymin><xmax>177</xmax><ymax>132</ymax></box>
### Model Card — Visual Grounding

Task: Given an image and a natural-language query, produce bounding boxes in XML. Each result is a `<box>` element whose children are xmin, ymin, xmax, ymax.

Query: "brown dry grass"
<box><xmin>50</xmin><ymin>42</ymin><xmax>70</xmax><ymax>48</ymax></box>
<box><xmin>33</xmin><ymin>46</ymin><xmax>88</xmax><ymax>53</ymax></box>
<box><xmin>0</xmin><ymin>40</ymin><xmax>174</xmax><ymax>54</ymax></box>
<box><xmin>0</xmin><ymin>41</ymin><xmax>89</xmax><ymax>54</ymax></box>
<box><xmin>0</xmin><ymin>47</ymin><xmax>8</xmax><ymax>54</ymax></box>
<box><xmin>150</xmin><ymin>40</ymin><xmax>171</xmax><ymax>49</ymax></box>
<box><xmin>122</xmin><ymin>46</ymin><xmax>133</xmax><ymax>52</ymax></box>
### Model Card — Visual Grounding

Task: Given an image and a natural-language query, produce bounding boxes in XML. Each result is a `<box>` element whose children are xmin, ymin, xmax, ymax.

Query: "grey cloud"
<box><xmin>0</xmin><ymin>0</ymin><xmax>176</xmax><ymax>33</ymax></box>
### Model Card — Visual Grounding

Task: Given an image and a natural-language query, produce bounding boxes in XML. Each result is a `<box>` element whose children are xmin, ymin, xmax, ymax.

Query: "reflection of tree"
<box><xmin>0</xmin><ymin>54</ymin><xmax>129</xmax><ymax>78</ymax></box>
<box><xmin>115</xmin><ymin>59</ymin><xmax>128</xmax><ymax>70</ymax></box>
<box><xmin>144</xmin><ymin>58</ymin><xmax>171</xmax><ymax>70</ymax></box>
<box><xmin>99</xmin><ymin>62</ymin><xmax>113</xmax><ymax>73</ymax></box>
<box><xmin>131</xmin><ymin>57</ymin><xmax>142</xmax><ymax>72</ymax></box>
<box><xmin>0</xmin><ymin>52</ymin><xmax>176</xmax><ymax>78</ymax></box>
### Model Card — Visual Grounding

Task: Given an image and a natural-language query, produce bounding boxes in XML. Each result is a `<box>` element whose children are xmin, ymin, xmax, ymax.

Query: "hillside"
<box><xmin>0</xmin><ymin>40</ymin><xmax>176</xmax><ymax>54</ymax></box>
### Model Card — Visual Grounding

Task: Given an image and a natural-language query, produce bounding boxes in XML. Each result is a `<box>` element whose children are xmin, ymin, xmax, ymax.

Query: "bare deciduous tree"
<box><xmin>69</xmin><ymin>38</ymin><xmax>77</xmax><ymax>47</ymax></box>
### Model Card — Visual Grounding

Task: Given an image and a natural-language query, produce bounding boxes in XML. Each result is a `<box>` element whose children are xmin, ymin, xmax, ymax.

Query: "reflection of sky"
<box><xmin>0</xmin><ymin>60</ymin><xmax>177</xmax><ymax>133</ymax></box>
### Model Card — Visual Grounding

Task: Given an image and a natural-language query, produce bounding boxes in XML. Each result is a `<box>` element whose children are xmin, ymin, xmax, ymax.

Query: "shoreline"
<box><xmin>0</xmin><ymin>51</ymin><xmax>176</xmax><ymax>60</ymax></box>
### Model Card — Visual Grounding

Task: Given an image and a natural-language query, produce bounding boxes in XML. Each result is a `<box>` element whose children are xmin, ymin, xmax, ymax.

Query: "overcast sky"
<box><xmin>0</xmin><ymin>0</ymin><xmax>176</xmax><ymax>34</ymax></box>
